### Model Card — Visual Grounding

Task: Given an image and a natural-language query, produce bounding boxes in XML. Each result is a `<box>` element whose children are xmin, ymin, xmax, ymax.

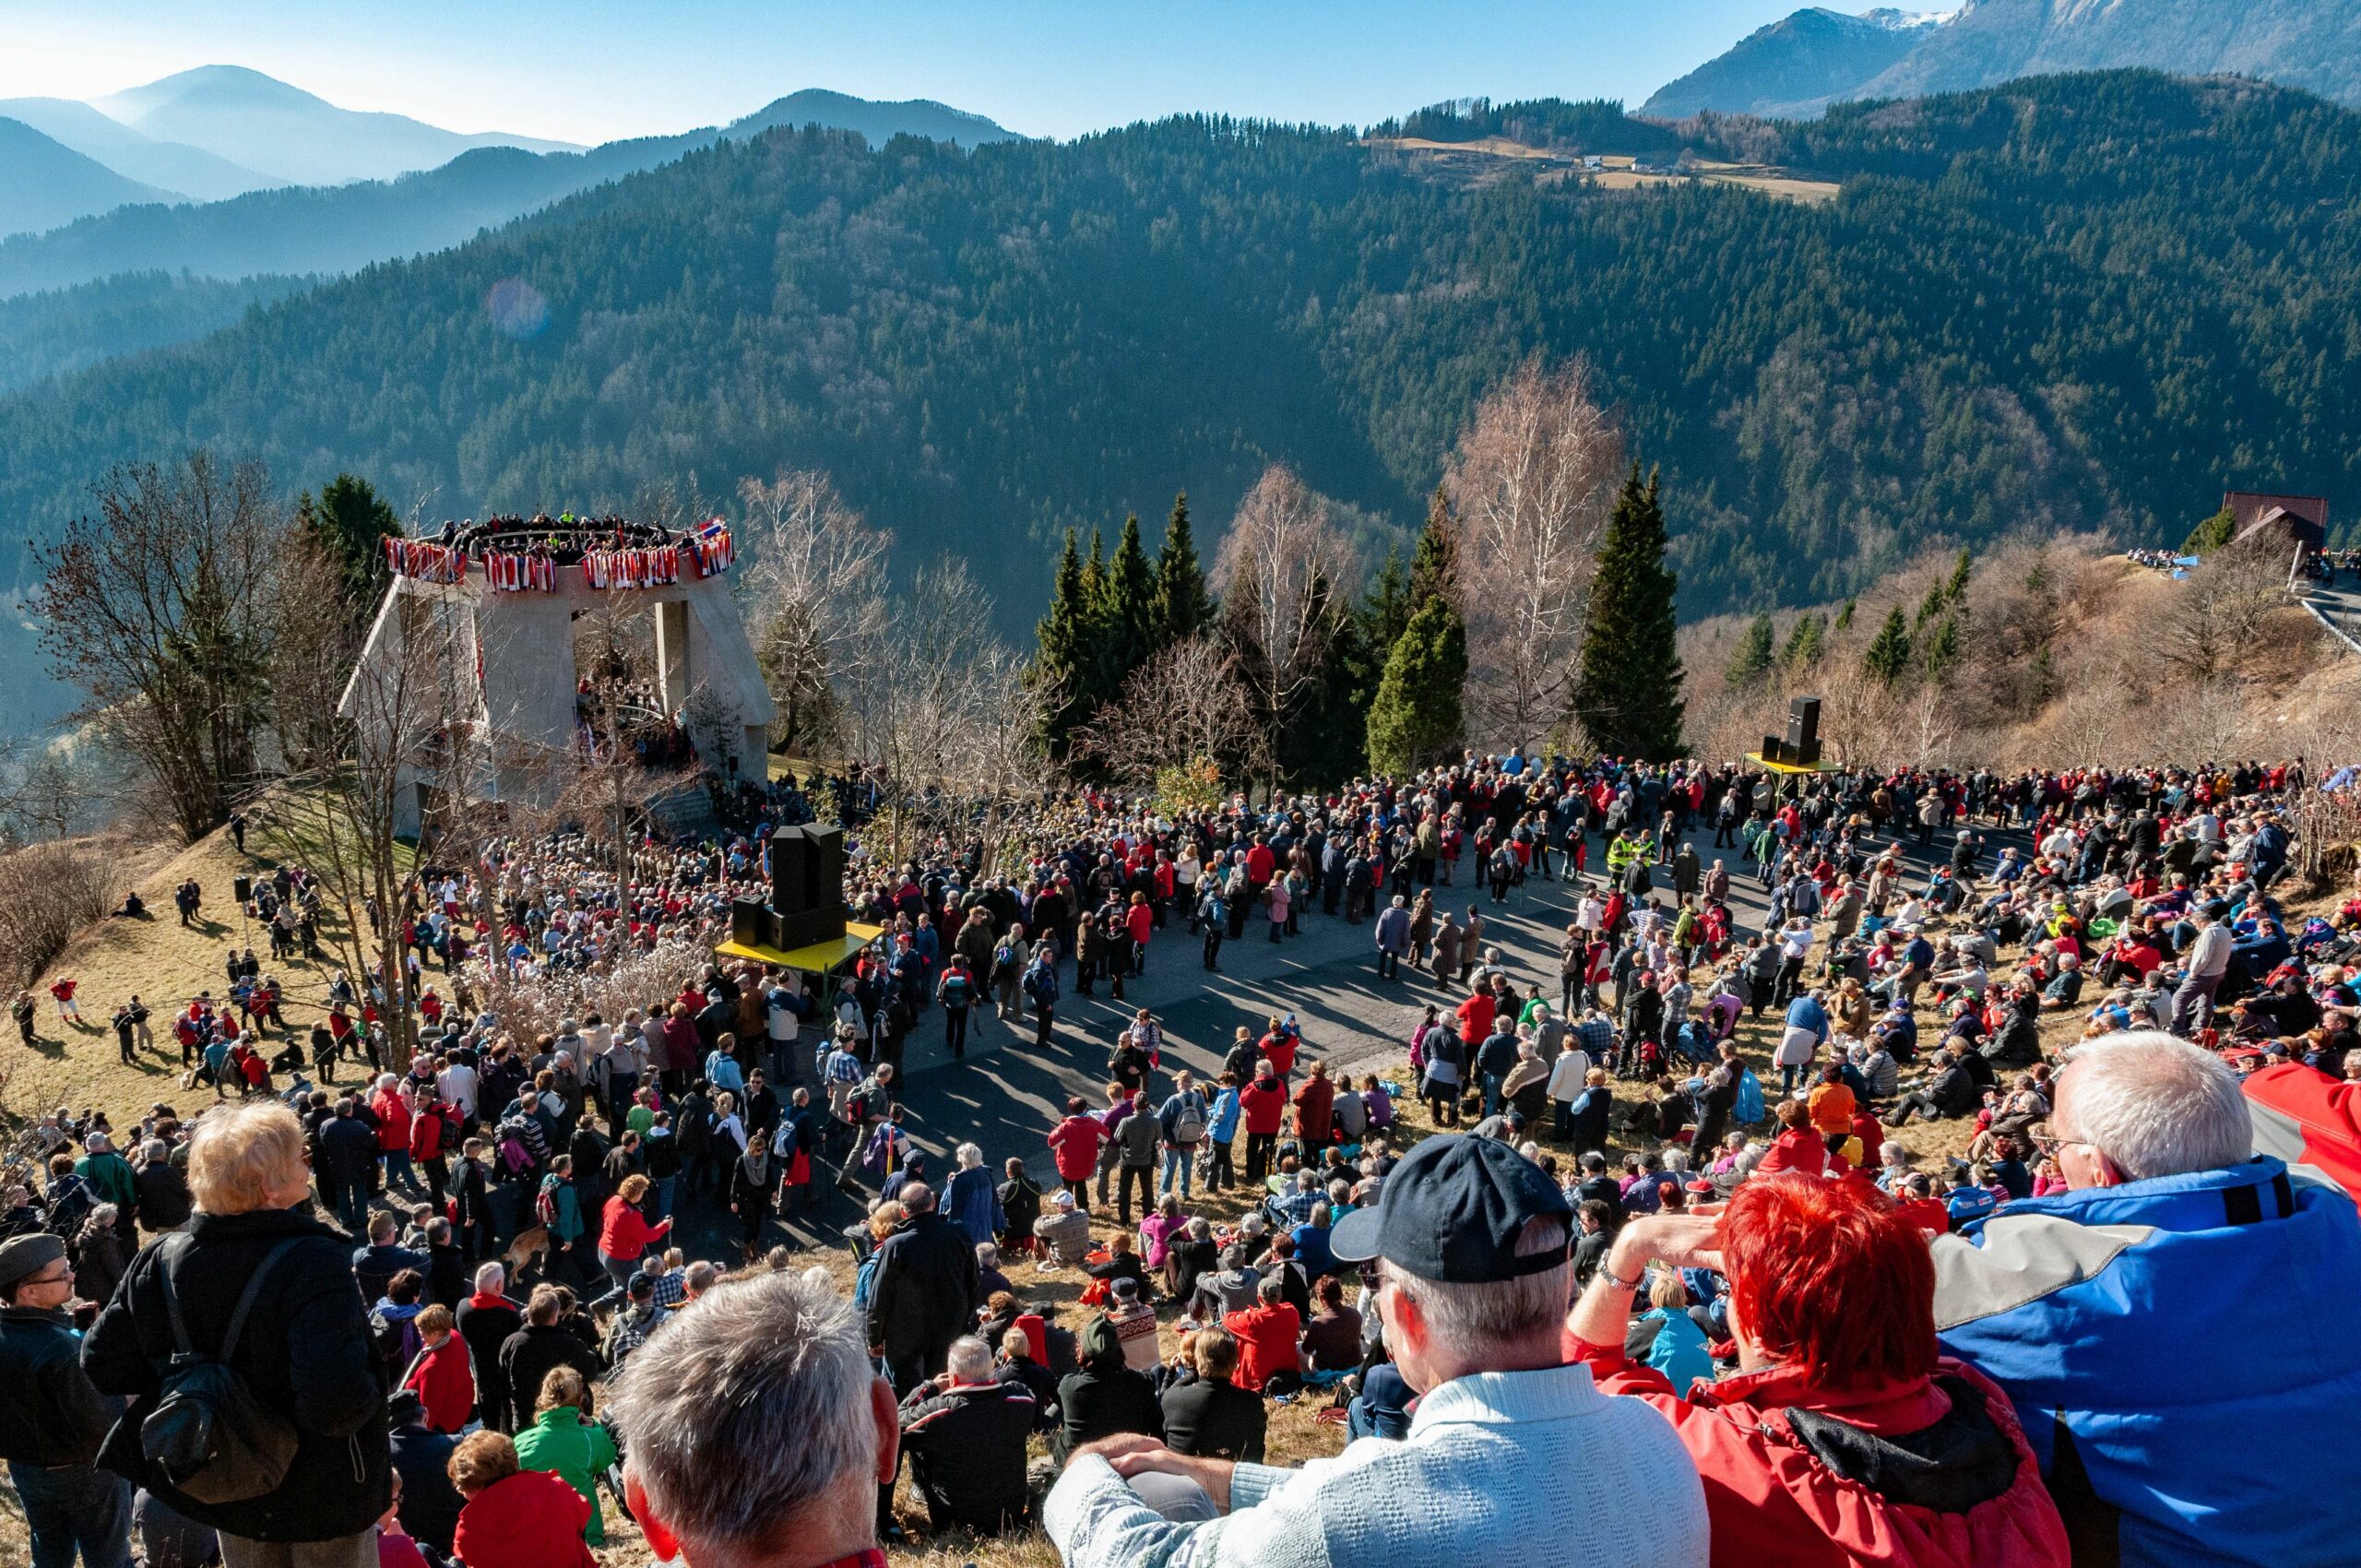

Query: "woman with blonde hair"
<box><xmin>512</xmin><ymin>1364</ymin><xmax>618</xmax><ymax>1544</ymax></box>
<box><xmin>595</xmin><ymin>1170</ymin><xmax>672</xmax><ymax>1289</ymax></box>
<box><xmin>83</xmin><ymin>1099</ymin><xmax>394</xmax><ymax>1558</ymax></box>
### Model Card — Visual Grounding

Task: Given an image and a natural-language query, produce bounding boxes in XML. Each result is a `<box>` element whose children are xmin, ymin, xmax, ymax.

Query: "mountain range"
<box><xmin>1650</xmin><ymin>0</ymin><xmax>2361</xmax><ymax>117</ymax></box>
<box><xmin>0</xmin><ymin>66</ymin><xmax>1023</xmax><ymax>248</ymax></box>
<box><xmin>1</xmin><ymin>70</ymin><xmax>2355</xmax><ymax>739</ymax></box>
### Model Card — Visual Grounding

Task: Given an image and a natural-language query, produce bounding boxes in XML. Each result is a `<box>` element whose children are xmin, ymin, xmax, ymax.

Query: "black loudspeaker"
<box><xmin>1786</xmin><ymin>695</ymin><xmax>1822</xmax><ymax>766</ymax></box>
<box><xmin>232</xmin><ymin>875</ymin><xmax>253</xmax><ymax>903</ymax></box>
<box><xmin>766</xmin><ymin>825</ymin><xmax>848</xmax><ymax>951</ymax></box>
<box><xmin>732</xmin><ymin>898</ymin><xmax>778</xmax><ymax>951</ymax></box>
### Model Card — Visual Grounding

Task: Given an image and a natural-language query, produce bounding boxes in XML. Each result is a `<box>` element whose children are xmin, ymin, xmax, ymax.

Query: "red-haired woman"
<box><xmin>1563</xmin><ymin>1176</ymin><xmax>2069</xmax><ymax>1567</ymax></box>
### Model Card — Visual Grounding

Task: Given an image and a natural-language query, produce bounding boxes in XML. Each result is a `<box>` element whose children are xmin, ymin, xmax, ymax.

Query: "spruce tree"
<box><xmin>1572</xmin><ymin>465</ymin><xmax>1685</xmax><ymax>761</ymax></box>
<box><xmin>2183</xmin><ymin>505</ymin><xmax>2237</xmax><ymax>554</ymax></box>
<box><xmin>1834</xmin><ymin>597</ymin><xmax>1857</xmax><ymax>632</ymax></box>
<box><xmin>1863</xmin><ymin>606</ymin><xmax>1914</xmax><ymax>685</ymax></box>
<box><xmin>1366</xmin><ymin>595</ymin><xmax>1467</xmax><ymax>774</ymax></box>
<box><xmin>1780</xmin><ymin>612</ymin><xmax>1826</xmax><ymax>670</ymax></box>
<box><xmin>1914</xmin><ymin>580</ymin><xmax>1947</xmax><ymax>631</ymax></box>
<box><xmin>1150</xmin><ymin>492</ymin><xmax>1216</xmax><ymax>647</ymax></box>
<box><xmin>1032</xmin><ymin>529</ymin><xmax>1097</xmax><ymax>754</ymax></box>
<box><xmin>1408</xmin><ymin>485</ymin><xmax>1460</xmax><ymax>612</ymax></box>
<box><xmin>1105</xmin><ymin>512</ymin><xmax>1157</xmax><ymax>676</ymax></box>
<box><xmin>1726</xmin><ymin>612</ymin><xmax>1776</xmax><ymax>688</ymax></box>
<box><xmin>1921</xmin><ymin>612</ymin><xmax>1963</xmax><ymax>680</ymax></box>
<box><xmin>296</xmin><ymin>472</ymin><xmax>400</xmax><ymax>612</ymax></box>
<box><xmin>1362</xmin><ymin>548</ymin><xmax>1412</xmax><ymax>655</ymax></box>
<box><xmin>1945</xmin><ymin>545</ymin><xmax>1973</xmax><ymax>605</ymax></box>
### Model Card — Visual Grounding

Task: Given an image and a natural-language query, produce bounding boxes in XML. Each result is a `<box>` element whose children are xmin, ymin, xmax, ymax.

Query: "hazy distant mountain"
<box><xmin>0</xmin><ymin>119</ymin><xmax>183</xmax><ymax>239</ymax></box>
<box><xmin>1643</xmin><ymin>8</ymin><xmax>1937</xmax><ymax>118</ymax></box>
<box><xmin>1857</xmin><ymin>0</ymin><xmax>2361</xmax><ymax>108</ymax></box>
<box><xmin>1655</xmin><ymin>0</ymin><xmax>2361</xmax><ymax>118</ymax></box>
<box><xmin>0</xmin><ymin>97</ymin><xmax>279</xmax><ymax>201</ymax></box>
<box><xmin>725</xmin><ymin>88</ymin><xmax>1021</xmax><ymax>148</ymax></box>
<box><xmin>0</xmin><ymin>270</ymin><xmax>309</xmax><ymax>393</ymax></box>
<box><xmin>0</xmin><ymin>89</ymin><xmax>1023</xmax><ymax>300</ymax></box>
<box><xmin>0</xmin><ymin>133</ymin><xmax>711</xmax><ymax>298</ymax></box>
<box><xmin>92</xmin><ymin>65</ymin><xmax>581</xmax><ymax>186</ymax></box>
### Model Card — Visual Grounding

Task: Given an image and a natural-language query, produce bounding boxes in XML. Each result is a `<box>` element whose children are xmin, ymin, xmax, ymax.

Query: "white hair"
<box><xmin>2058</xmin><ymin>1030</ymin><xmax>2250</xmax><ymax>1182</ymax></box>
<box><xmin>956</xmin><ymin>1142</ymin><xmax>983</xmax><ymax>1170</ymax></box>
<box><xmin>609</xmin><ymin>1271</ymin><xmax>874</xmax><ymax>1556</ymax></box>
<box><xmin>945</xmin><ymin>1335</ymin><xmax>993</xmax><ymax>1383</ymax></box>
<box><xmin>474</xmin><ymin>1262</ymin><xmax>505</xmax><ymax>1293</ymax></box>
<box><xmin>1381</xmin><ymin>1215</ymin><xmax>1571</xmax><ymax>1360</ymax></box>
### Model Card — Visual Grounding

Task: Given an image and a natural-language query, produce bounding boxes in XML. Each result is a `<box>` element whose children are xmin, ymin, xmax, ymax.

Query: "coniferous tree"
<box><xmin>1921</xmin><ymin>613</ymin><xmax>1963</xmax><ymax>680</ymax></box>
<box><xmin>1033</xmin><ymin>529</ymin><xmax>1097</xmax><ymax>754</ymax></box>
<box><xmin>1945</xmin><ymin>546</ymin><xmax>1973</xmax><ymax>604</ymax></box>
<box><xmin>1863</xmin><ymin>605</ymin><xmax>1914</xmax><ymax>685</ymax></box>
<box><xmin>1362</xmin><ymin>548</ymin><xmax>1412</xmax><ymax>656</ymax></box>
<box><xmin>1726</xmin><ymin>612</ymin><xmax>1777</xmax><ymax>688</ymax></box>
<box><xmin>1105</xmin><ymin>512</ymin><xmax>1157</xmax><ymax>677</ymax></box>
<box><xmin>1914</xmin><ymin>579</ymin><xmax>1948</xmax><ymax>631</ymax></box>
<box><xmin>1366</xmin><ymin>595</ymin><xmax>1467</xmax><ymax>774</ymax></box>
<box><xmin>1779</xmin><ymin>612</ymin><xmax>1826</xmax><ymax>670</ymax></box>
<box><xmin>2183</xmin><ymin>505</ymin><xmax>2237</xmax><ymax>554</ymax></box>
<box><xmin>1572</xmin><ymin>465</ymin><xmax>1685</xmax><ymax>760</ymax></box>
<box><xmin>1150</xmin><ymin>492</ymin><xmax>1216</xmax><ymax>647</ymax></box>
<box><xmin>1407</xmin><ymin>485</ymin><xmax>1460</xmax><ymax>612</ymax></box>
<box><xmin>295</xmin><ymin>472</ymin><xmax>400</xmax><ymax>613</ymax></box>
<box><xmin>1834</xmin><ymin>597</ymin><xmax>1857</xmax><ymax>633</ymax></box>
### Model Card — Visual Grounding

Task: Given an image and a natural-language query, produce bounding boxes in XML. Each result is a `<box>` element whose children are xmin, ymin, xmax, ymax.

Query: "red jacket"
<box><xmin>1260</xmin><ymin>1031</ymin><xmax>1298</xmax><ymax>1079</ymax></box>
<box><xmin>1755</xmin><ymin>1127</ymin><xmax>1839</xmax><ymax>1179</ymax></box>
<box><xmin>597</xmin><ymin>1194</ymin><xmax>671</xmax><ymax>1260</ymax></box>
<box><xmin>371</xmin><ymin>1090</ymin><xmax>412</xmax><ymax>1154</ymax></box>
<box><xmin>402</xmin><ymin>1336</ymin><xmax>474</xmax><ymax>1434</ymax></box>
<box><xmin>2245</xmin><ymin>1062</ymin><xmax>2361</xmax><ymax>1195</ymax></box>
<box><xmin>1239</xmin><ymin>1076</ymin><xmax>1288</xmax><ymax>1136</ymax></box>
<box><xmin>408</xmin><ymin>1103</ymin><xmax>447</xmax><ymax>1163</ymax></box>
<box><xmin>1222</xmin><ymin>1301</ymin><xmax>1301</xmax><ymax>1392</ymax></box>
<box><xmin>1292</xmin><ymin>1075</ymin><xmax>1335</xmax><ymax>1143</ymax></box>
<box><xmin>452</xmin><ymin>1469</ymin><xmax>597</xmax><ymax>1568</ymax></box>
<box><xmin>1571</xmin><ymin>1345</ymin><xmax>2070</xmax><ymax>1568</ymax></box>
<box><xmin>659</xmin><ymin>1013</ymin><xmax>701</xmax><ymax>1072</ymax></box>
<box><xmin>1047</xmin><ymin>1114</ymin><xmax>1108</xmax><ymax>1182</ymax></box>
<box><xmin>1456</xmin><ymin>993</ymin><xmax>1495</xmax><ymax>1046</ymax></box>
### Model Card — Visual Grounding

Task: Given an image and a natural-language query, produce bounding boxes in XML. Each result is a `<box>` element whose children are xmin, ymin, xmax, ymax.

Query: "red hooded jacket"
<box><xmin>1239</xmin><ymin>1075</ymin><xmax>1288</xmax><ymax>1136</ymax></box>
<box><xmin>1571</xmin><ymin>1345</ymin><xmax>2070</xmax><ymax>1568</ymax></box>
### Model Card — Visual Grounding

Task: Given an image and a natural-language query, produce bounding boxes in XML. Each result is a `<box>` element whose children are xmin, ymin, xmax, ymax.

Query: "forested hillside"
<box><xmin>1</xmin><ymin>72</ymin><xmax>2355</xmax><ymax>647</ymax></box>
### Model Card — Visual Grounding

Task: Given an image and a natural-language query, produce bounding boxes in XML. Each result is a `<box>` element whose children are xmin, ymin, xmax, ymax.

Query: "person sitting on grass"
<box><xmin>447</xmin><ymin>1429</ymin><xmax>595</xmax><ymax>1568</ymax></box>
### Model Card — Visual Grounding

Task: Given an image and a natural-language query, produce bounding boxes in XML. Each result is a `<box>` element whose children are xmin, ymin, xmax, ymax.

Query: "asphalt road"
<box><xmin>683</xmin><ymin>810</ymin><xmax>1968</xmax><ymax>1263</ymax></box>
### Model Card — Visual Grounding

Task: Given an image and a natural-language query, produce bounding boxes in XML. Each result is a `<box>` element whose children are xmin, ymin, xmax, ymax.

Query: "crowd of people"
<box><xmin>6</xmin><ymin>748</ymin><xmax>2361</xmax><ymax>1568</ymax></box>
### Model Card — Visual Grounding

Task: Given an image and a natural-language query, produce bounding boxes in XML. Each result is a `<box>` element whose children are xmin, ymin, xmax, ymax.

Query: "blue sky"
<box><xmin>0</xmin><ymin>1</ymin><xmax>1944</xmax><ymax>144</ymax></box>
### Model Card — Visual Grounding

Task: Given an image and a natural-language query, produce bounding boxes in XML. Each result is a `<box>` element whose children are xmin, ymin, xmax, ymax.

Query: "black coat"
<box><xmin>386</xmin><ymin>1420</ymin><xmax>463</xmax><ymax>1554</ymax></box>
<box><xmin>82</xmin><ymin>1206</ymin><xmax>390</xmax><ymax>1541</ymax></box>
<box><xmin>497</xmin><ymin>1322</ymin><xmax>603</xmax><ymax>1431</ymax></box>
<box><xmin>1053</xmin><ymin>1363</ymin><xmax>1162</xmax><ymax>1462</ymax></box>
<box><xmin>0</xmin><ymin>1304</ymin><xmax>122</xmax><ymax>1467</ymax></box>
<box><xmin>455</xmin><ymin>1295</ymin><xmax>523</xmax><ymax>1431</ymax></box>
<box><xmin>897</xmin><ymin>1378</ymin><xmax>1038</xmax><ymax>1530</ymax></box>
<box><xmin>317</xmin><ymin>1115</ymin><xmax>379</xmax><ymax>1185</ymax></box>
<box><xmin>1160</xmin><ymin>1375</ymin><xmax>1266</xmax><ymax>1462</ymax></box>
<box><xmin>135</xmin><ymin>1163</ymin><xmax>193</xmax><ymax>1231</ymax></box>
<box><xmin>866</xmin><ymin>1211</ymin><xmax>979</xmax><ymax>1367</ymax></box>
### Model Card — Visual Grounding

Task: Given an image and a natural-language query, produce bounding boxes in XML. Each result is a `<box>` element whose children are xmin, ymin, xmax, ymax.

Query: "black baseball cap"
<box><xmin>1331</xmin><ymin>1134</ymin><xmax>1572</xmax><ymax>1283</ymax></box>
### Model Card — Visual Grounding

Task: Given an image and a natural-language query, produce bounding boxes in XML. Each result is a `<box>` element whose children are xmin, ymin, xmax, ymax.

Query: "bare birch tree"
<box><xmin>1074</xmin><ymin>633</ymin><xmax>1271</xmax><ymax>790</ymax></box>
<box><xmin>35</xmin><ymin>453</ymin><xmax>287</xmax><ymax>841</ymax></box>
<box><xmin>736</xmin><ymin>469</ymin><xmax>892</xmax><ymax>756</ymax></box>
<box><xmin>1214</xmin><ymin>465</ymin><xmax>1358</xmax><ymax>785</ymax></box>
<box><xmin>1445</xmin><ymin>358</ymin><xmax>1624</xmax><ymax>748</ymax></box>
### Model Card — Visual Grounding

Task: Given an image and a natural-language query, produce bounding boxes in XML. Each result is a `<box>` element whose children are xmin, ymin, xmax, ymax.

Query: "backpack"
<box><xmin>991</xmin><ymin>943</ymin><xmax>1016</xmax><ymax>980</ymax></box>
<box><xmin>438</xmin><ymin>1111</ymin><xmax>462</xmax><ymax>1154</ymax></box>
<box><xmin>139</xmin><ymin>1235</ymin><xmax>303</xmax><ymax>1505</ymax></box>
<box><xmin>1170</xmin><ymin>1094</ymin><xmax>1208</xmax><ymax>1147</ymax></box>
<box><xmin>535</xmin><ymin>1182</ymin><xmax>562</xmax><ymax>1229</ymax></box>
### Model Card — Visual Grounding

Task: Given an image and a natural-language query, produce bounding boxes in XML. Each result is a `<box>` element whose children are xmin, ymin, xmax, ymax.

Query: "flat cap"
<box><xmin>0</xmin><ymin>1232</ymin><xmax>66</xmax><ymax>1293</ymax></box>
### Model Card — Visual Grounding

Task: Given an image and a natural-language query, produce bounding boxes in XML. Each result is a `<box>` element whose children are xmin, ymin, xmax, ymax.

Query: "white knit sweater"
<box><xmin>1043</xmin><ymin>1363</ymin><xmax>1705</xmax><ymax>1568</ymax></box>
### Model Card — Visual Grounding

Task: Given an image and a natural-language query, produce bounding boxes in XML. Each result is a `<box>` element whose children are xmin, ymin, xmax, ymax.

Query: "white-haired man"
<box><xmin>1044</xmin><ymin>1134</ymin><xmax>1706</xmax><ymax>1568</ymax></box>
<box><xmin>610</xmin><ymin>1269</ymin><xmax>898</xmax><ymax>1568</ymax></box>
<box><xmin>1936</xmin><ymin>1030</ymin><xmax>2361</xmax><ymax>1568</ymax></box>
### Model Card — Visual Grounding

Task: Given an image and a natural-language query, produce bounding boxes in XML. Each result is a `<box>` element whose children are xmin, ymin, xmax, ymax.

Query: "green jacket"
<box><xmin>76</xmin><ymin>1151</ymin><xmax>137</xmax><ymax>1211</ymax></box>
<box><xmin>513</xmin><ymin>1405</ymin><xmax>617</xmax><ymax>1543</ymax></box>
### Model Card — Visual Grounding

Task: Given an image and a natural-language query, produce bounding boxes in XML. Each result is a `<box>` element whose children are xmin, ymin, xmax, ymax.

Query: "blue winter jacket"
<box><xmin>940</xmin><ymin>1165</ymin><xmax>1005</xmax><ymax>1248</ymax></box>
<box><xmin>1934</xmin><ymin>1156</ymin><xmax>2361</xmax><ymax>1568</ymax></box>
